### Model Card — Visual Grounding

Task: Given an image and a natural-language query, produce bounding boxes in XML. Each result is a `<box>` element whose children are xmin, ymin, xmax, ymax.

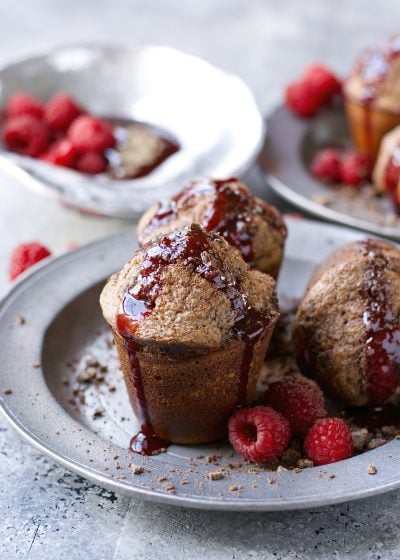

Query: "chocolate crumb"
<box><xmin>32</xmin><ymin>362</ymin><xmax>41</xmax><ymax>369</ymax></box>
<box><xmin>207</xmin><ymin>471</ymin><xmax>224</xmax><ymax>481</ymax></box>
<box><xmin>228</xmin><ymin>462</ymin><xmax>242</xmax><ymax>469</ymax></box>
<box><xmin>297</xmin><ymin>458</ymin><xmax>313</xmax><ymax>469</ymax></box>
<box><xmin>206</xmin><ymin>454</ymin><xmax>218</xmax><ymax>464</ymax></box>
<box><xmin>293</xmin><ymin>467</ymin><xmax>302</xmax><ymax>474</ymax></box>
<box><xmin>114</xmin><ymin>455</ymin><xmax>119</xmax><ymax>460</ymax></box>
<box><xmin>328</xmin><ymin>473</ymin><xmax>336</xmax><ymax>479</ymax></box>
<box><xmin>267</xmin><ymin>477</ymin><xmax>276</xmax><ymax>485</ymax></box>
<box><xmin>62</xmin><ymin>377</ymin><xmax>69</xmax><ymax>386</ymax></box>
<box><xmin>164</xmin><ymin>483</ymin><xmax>175</xmax><ymax>493</ymax></box>
<box><xmin>16</xmin><ymin>314</ymin><xmax>26</xmax><ymax>325</ymax></box>
<box><xmin>131</xmin><ymin>465</ymin><xmax>144</xmax><ymax>475</ymax></box>
<box><xmin>282</xmin><ymin>448</ymin><xmax>301</xmax><ymax>467</ymax></box>
<box><xmin>108</xmin><ymin>384</ymin><xmax>117</xmax><ymax>393</ymax></box>
<box><xmin>3</xmin><ymin>388</ymin><xmax>13</xmax><ymax>395</ymax></box>
<box><xmin>368</xmin><ymin>464</ymin><xmax>378</xmax><ymax>475</ymax></box>
<box><xmin>77</xmin><ymin>367</ymin><xmax>97</xmax><ymax>383</ymax></box>
<box><xmin>229</xmin><ymin>484</ymin><xmax>241</xmax><ymax>492</ymax></box>
<box><xmin>367</xmin><ymin>438</ymin><xmax>386</xmax><ymax>450</ymax></box>
<box><xmin>157</xmin><ymin>476</ymin><xmax>168</xmax><ymax>482</ymax></box>
<box><xmin>351</xmin><ymin>427</ymin><xmax>369</xmax><ymax>451</ymax></box>
<box><xmin>180</xmin><ymin>478</ymin><xmax>189</xmax><ymax>485</ymax></box>
<box><xmin>93</xmin><ymin>407</ymin><xmax>104</xmax><ymax>418</ymax></box>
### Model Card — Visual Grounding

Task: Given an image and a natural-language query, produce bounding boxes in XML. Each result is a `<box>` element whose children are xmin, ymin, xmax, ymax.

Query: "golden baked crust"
<box><xmin>293</xmin><ymin>239</ymin><xmax>400</xmax><ymax>406</ymax></box>
<box><xmin>136</xmin><ymin>178</ymin><xmax>287</xmax><ymax>278</ymax></box>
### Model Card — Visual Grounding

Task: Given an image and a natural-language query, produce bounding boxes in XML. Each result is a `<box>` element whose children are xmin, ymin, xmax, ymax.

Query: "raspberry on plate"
<box><xmin>228</xmin><ymin>406</ymin><xmax>290</xmax><ymax>463</ymax></box>
<box><xmin>304</xmin><ymin>63</ymin><xmax>342</xmax><ymax>103</ymax></box>
<box><xmin>6</xmin><ymin>92</ymin><xmax>45</xmax><ymax>119</ymax></box>
<box><xmin>311</xmin><ymin>148</ymin><xmax>342</xmax><ymax>183</ymax></box>
<box><xmin>304</xmin><ymin>418</ymin><xmax>354</xmax><ymax>466</ymax></box>
<box><xmin>3</xmin><ymin>115</ymin><xmax>50</xmax><ymax>157</ymax></box>
<box><xmin>340</xmin><ymin>151</ymin><xmax>372</xmax><ymax>186</ymax></box>
<box><xmin>45</xmin><ymin>92</ymin><xmax>82</xmax><ymax>132</ymax></box>
<box><xmin>40</xmin><ymin>139</ymin><xmax>78</xmax><ymax>168</ymax></box>
<box><xmin>265</xmin><ymin>375</ymin><xmax>327</xmax><ymax>437</ymax></box>
<box><xmin>76</xmin><ymin>151</ymin><xmax>107</xmax><ymax>174</ymax></box>
<box><xmin>9</xmin><ymin>242</ymin><xmax>52</xmax><ymax>281</ymax></box>
<box><xmin>68</xmin><ymin>115</ymin><xmax>116</xmax><ymax>153</ymax></box>
<box><xmin>285</xmin><ymin>80</ymin><xmax>321</xmax><ymax>118</ymax></box>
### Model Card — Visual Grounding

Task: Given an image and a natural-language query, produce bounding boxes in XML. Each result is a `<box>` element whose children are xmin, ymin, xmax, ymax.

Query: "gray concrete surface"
<box><xmin>0</xmin><ymin>0</ymin><xmax>400</xmax><ymax>558</ymax></box>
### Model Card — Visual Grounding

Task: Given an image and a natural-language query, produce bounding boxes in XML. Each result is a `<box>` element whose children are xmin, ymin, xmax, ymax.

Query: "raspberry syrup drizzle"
<box><xmin>139</xmin><ymin>179</ymin><xmax>285</xmax><ymax>266</ymax></box>
<box><xmin>117</xmin><ymin>225</ymin><xmax>273</xmax><ymax>454</ymax></box>
<box><xmin>360</xmin><ymin>240</ymin><xmax>400</xmax><ymax>403</ymax></box>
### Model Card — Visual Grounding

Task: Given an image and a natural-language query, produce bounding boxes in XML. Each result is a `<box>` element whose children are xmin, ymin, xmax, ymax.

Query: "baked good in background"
<box><xmin>344</xmin><ymin>35</ymin><xmax>400</xmax><ymax>161</ymax></box>
<box><xmin>137</xmin><ymin>178</ymin><xmax>287</xmax><ymax>279</ymax></box>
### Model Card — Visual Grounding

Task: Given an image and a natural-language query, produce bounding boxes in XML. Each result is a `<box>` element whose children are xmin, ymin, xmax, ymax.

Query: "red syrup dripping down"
<box><xmin>139</xmin><ymin>178</ymin><xmax>286</xmax><ymax>266</ymax></box>
<box><xmin>116</xmin><ymin>225</ymin><xmax>273</xmax><ymax>454</ymax></box>
<box><xmin>360</xmin><ymin>240</ymin><xmax>400</xmax><ymax>404</ymax></box>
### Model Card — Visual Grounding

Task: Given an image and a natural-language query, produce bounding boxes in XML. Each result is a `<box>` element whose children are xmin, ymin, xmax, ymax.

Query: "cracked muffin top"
<box><xmin>100</xmin><ymin>224</ymin><xmax>279</xmax><ymax>352</ymax></box>
<box><xmin>136</xmin><ymin>178</ymin><xmax>287</xmax><ymax>278</ymax></box>
<box><xmin>345</xmin><ymin>35</ymin><xmax>400</xmax><ymax>111</ymax></box>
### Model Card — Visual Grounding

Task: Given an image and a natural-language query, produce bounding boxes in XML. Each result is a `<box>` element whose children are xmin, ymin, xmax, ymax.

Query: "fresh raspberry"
<box><xmin>9</xmin><ymin>242</ymin><xmax>51</xmax><ymax>281</ymax></box>
<box><xmin>264</xmin><ymin>375</ymin><xmax>327</xmax><ymax>437</ymax></box>
<box><xmin>40</xmin><ymin>139</ymin><xmax>78</xmax><ymax>168</ymax></box>
<box><xmin>76</xmin><ymin>151</ymin><xmax>107</xmax><ymax>174</ymax></box>
<box><xmin>304</xmin><ymin>63</ymin><xmax>342</xmax><ymax>103</ymax></box>
<box><xmin>6</xmin><ymin>92</ymin><xmax>45</xmax><ymax>119</ymax></box>
<box><xmin>228</xmin><ymin>406</ymin><xmax>290</xmax><ymax>463</ymax></box>
<box><xmin>2</xmin><ymin>115</ymin><xmax>50</xmax><ymax>157</ymax></box>
<box><xmin>340</xmin><ymin>152</ymin><xmax>372</xmax><ymax>186</ymax></box>
<box><xmin>311</xmin><ymin>148</ymin><xmax>342</xmax><ymax>182</ymax></box>
<box><xmin>45</xmin><ymin>92</ymin><xmax>82</xmax><ymax>132</ymax></box>
<box><xmin>285</xmin><ymin>80</ymin><xmax>321</xmax><ymax>118</ymax></box>
<box><xmin>304</xmin><ymin>418</ymin><xmax>354</xmax><ymax>466</ymax></box>
<box><xmin>68</xmin><ymin>115</ymin><xmax>116</xmax><ymax>153</ymax></box>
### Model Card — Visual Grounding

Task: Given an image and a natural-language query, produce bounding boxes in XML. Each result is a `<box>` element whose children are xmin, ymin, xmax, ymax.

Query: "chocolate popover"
<box><xmin>100</xmin><ymin>224</ymin><xmax>279</xmax><ymax>450</ymax></box>
<box><xmin>344</xmin><ymin>35</ymin><xmax>400</xmax><ymax>160</ymax></box>
<box><xmin>292</xmin><ymin>239</ymin><xmax>400</xmax><ymax>406</ymax></box>
<box><xmin>136</xmin><ymin>178</ymin><xmax>287</xmax><ymax>279</ymax></box>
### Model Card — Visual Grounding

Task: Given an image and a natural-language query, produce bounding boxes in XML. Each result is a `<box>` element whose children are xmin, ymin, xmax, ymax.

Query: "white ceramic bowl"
<box><xmin>0</xmin><ymin>44</ymin><xmax>264</xmax><ymax>218</ymax></box>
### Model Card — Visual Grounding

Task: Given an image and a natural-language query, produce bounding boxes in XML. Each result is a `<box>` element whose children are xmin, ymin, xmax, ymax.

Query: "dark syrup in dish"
<box><xmin>105</xmin><ymin>118</ymin><xmax>179</xmax><ymax>180</ymax></box>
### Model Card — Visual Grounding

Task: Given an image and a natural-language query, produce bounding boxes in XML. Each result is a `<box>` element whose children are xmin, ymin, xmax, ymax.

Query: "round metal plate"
<box><xmin>1</xmin><ymin>219</ymin><xmax>400</xmax><ymax>511</ymax></box>
<box><xmin>0</xmin><ymin>44</ymin><xmax>264</xmax><ymax>218</ymax></box>
<box><xmin>259</xmin><ymin>105</ymin><xmax>400</xmax><ymax>240</ymax></box>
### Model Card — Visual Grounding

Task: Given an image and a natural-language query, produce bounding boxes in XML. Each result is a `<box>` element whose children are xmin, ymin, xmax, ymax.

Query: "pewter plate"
<box><xmin>260</xmin><ymin>105</ymin><xmax>400</xmax><ymax>240</ymax></box>
<box><xmin>1</xmin><ymin>218</ymin><xmax>400</xmax><ymax>511</ymax></box>
<box><xmin>0</xmin><ymin>44</ymin><xmax>264</xmax><ymax>218</ymax></box>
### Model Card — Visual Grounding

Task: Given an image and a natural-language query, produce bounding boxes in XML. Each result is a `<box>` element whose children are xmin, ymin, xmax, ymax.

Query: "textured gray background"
<box><xmin>1</xmin><ymin>1</ymin><xmax>400</xmax><ymax>558</ymax></box>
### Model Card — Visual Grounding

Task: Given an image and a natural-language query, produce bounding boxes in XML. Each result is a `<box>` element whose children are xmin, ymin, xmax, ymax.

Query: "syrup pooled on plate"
<box><xmin>116</xmin><ymin>225</ymin><xmax>274</xmax><ymax>454</ymax></box>
<box><xmin>360</xmin><ymin>240</ymin><xmax>400</xmax><ymax>403</ymax></box>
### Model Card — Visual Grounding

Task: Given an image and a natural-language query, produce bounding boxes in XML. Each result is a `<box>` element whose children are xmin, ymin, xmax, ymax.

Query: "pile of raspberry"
<box><xmin>311</xmin><ymin>148</ymin><xmax>372</xmax><ymax>187</ymax></box>
<box><xmin>285</xmin><ymin>63</ymin><xmax>342</xmax><ymax>118</ymax></box>
<box><xmin>1</xmin><ymin>92</ymin><xmax>116</xmax><ymax>174</ymax></box>
<box><xmin>228</xmin><ymin>374</ymin><xmax>354</xmax><ymax>467</ymax></box>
